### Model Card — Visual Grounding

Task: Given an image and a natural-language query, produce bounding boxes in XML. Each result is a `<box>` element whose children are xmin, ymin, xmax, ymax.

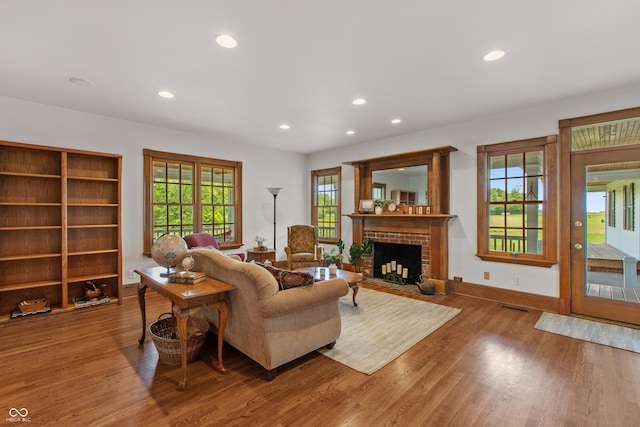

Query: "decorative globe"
<box><xmin>151</xmin><ymin>234</ymin><xmax>188</xmax><ymax>275</ymax></box>
<box><xmin>181</xmin><ymin>255</ymin><xmax>195</xmax><ymax>272</ymax></box>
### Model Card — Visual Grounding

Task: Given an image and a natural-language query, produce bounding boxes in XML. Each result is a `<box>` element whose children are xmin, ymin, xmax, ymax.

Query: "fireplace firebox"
<box><xmin>373</xmin><ymin>242</ymin><xmax>421</xmax><ymax>284</ymax></box>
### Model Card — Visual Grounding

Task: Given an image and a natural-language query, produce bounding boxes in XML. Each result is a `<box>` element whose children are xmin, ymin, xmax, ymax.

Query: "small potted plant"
<box><xmin>321</xmin><ymin>239</ymin><xmax>345</xmax><ymax>269</ymax></box>
<box><xmin>373</xmin><ymin>199</ymin><xmax>393</xmax><ymax>214</ymax></box>
<box><xmin>348</xmin><ymin>238</ymin><xmax>373</xmax><ymax>273</ymax></box>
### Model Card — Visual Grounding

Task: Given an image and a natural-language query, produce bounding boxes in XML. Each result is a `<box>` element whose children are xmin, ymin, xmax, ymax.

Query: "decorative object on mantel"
<box><xmin>267</xmin><ymin>187</ymin><xmax>282</xmax><ymax>250</ymax></box>
<box><xmin>373</xmin><ymin>199</ymin><xmax>393</xmax><ymax>215</ymax></box>
<box><xmin>358</xmin><ymin>199</ymin><xmax>375</xmax><ymax>214</ymax></box>
<box><xmin>151</xmin><ymin>233</ymin><xmax>189</xmax><ymax>276</ymax></box>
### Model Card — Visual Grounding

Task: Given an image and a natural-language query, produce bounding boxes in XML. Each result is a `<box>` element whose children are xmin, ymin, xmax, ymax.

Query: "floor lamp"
<box><xmin>267</xmin><ymin>187</ymin><xmax>282</xmax><ymax>250</ymax></box>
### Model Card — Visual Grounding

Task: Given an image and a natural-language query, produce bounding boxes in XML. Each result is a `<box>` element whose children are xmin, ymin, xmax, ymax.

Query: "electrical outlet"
<box><xmin>483</xmin><ymin>271</ymin><xmax>490</xmax><ymax>280</ymax></box>
<box><xmin>128</xmin><ymin>270</ymin><xmax>135</xmax><ymax>279</ymax></box>
<box><xmin>453</xmin><ymin>276</ymin><xmax>463</xmax><ymax>283</ymax></box>
<box><xmin>514</xmin><ymin>275</ymin><xmax>521</xmax><ymax>285</ymax></box>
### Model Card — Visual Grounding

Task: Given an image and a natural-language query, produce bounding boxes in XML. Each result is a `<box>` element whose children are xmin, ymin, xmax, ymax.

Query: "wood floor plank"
<box><xmin>1</xmin><ymin>289</ymin><xmax>639</xmax><ymax>426</ymax></box>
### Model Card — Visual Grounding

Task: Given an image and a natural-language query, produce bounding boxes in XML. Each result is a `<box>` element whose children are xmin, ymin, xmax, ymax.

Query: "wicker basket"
<box><xmin>148</xmin><ymin>313</ymin><xmax>209</xmax><ymax>365</ymax></box>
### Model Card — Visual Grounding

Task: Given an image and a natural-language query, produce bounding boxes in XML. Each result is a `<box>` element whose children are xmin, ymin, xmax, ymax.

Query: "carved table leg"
<box><xmin>212</xmin><ymin>300</ymin><xmax>229</xmax><ymax>374</ymax></box>
<box><xmin>137</xmin><ymin>283</ymin><xmax>148</xmax><ymax>344</ymax></box>
<box><xmin>174</xmin><ymin>306</ymin><xmax>189</xmax><ymax>391</ymax></box>
<box><xmin>351</xmin><ymin>283</ymin><xmax>359</xmax><ymax>307</ymax></box>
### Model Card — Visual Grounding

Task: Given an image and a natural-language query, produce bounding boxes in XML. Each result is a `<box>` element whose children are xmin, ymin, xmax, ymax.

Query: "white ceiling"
<box><xmin>2</xmin><ymin>0</ymin><xmax>640</xmax><ymax>154</ymax></box>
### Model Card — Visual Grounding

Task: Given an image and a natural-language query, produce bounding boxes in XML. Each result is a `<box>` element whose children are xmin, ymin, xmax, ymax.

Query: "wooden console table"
<box><xmin>135</xmin><ymin>267</ymin><xmax>236</xmax><ymax>391</ymax></box>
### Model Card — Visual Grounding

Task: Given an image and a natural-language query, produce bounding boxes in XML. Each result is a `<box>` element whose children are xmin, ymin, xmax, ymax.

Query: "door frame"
<box><xmin>559</xmin><ymin>106</ymin><xmax>640</xmax><ymax>320</ymax></box>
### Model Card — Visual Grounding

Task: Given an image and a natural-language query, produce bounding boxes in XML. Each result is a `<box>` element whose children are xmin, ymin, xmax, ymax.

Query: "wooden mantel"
<box><xmin>347</xmin><ymin>213</ymin><xmax>455</xmax><ymax>283</ymax></box>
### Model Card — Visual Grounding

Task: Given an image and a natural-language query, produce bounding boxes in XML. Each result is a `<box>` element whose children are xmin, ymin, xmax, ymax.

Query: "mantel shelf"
<box><xmin>346</xmin><ymin>213</ymin><xmax>455</xmax><ymax>220</ymax></box>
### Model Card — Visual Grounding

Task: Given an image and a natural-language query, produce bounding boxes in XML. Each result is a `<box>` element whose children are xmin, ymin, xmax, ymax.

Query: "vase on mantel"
<box><xmin>374</xmin><ymin>206</ymin><xmax>383</xmax><ymax>215</ymax></box>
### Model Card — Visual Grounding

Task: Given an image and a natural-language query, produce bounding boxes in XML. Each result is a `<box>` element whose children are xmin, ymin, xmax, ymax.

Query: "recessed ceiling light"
<box><xmin>346</xmin><ymin>130</ymin><xmax>355</xmax><ymax>135</ymax></box>
<box><xmin>483</xmin><ymin>50</ymin><xmax>505</xmax><ymax>61</ymax></box>
<box><xmin>391</xmin><ymin>118</ymin><xmax>402</xmax><ymax>124</ymax></box>
<box><xmin>352</xmin><ymin>98</ymin><xmax>367</xmax><ymax>106</ymax></box>
<box><xmin>279</xmin><ymin>124</ymin><xmax>291</xmax><ymax>130</ymax></box>
<box><xmin>157</xmin><ymin>91</ymin><xmax>175</xmax><ymax>99</ymax></box>
<box><xmin>66</xmin><ymin>76</ymin><xmax>94</xmax><ymax>87</ymax></box>
<box><xmin>216</xmin><ymin>33</ymin><xmax>238</xmax><ymax>48</ymax></box>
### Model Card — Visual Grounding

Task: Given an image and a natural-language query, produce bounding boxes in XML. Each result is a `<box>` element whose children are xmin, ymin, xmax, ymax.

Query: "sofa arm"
<box><xmin>260</xmin><ymin>278</ymin><xmax>349</xmax><ymax>318</ymax></box>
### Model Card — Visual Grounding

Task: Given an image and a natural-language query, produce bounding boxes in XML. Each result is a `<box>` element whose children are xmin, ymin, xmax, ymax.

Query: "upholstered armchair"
<box><xmin>284</xmin><ymin>225</ymin><xmax>320</xmax><ymax>269</ymax></box>
<box><xmin>183</xmin><ymin>232</ymin><xmax>245</xmax><ymax>261</ymax></box>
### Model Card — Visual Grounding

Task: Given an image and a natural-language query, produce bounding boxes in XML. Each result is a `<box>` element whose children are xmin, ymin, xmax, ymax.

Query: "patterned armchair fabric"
<box><xmin>284</xmin><ymin>225</ymin><xmax>320</xmax><ymax>269</ymax></box>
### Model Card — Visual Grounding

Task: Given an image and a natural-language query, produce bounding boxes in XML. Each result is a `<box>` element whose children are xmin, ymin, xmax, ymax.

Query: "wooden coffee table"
<box><xmin>295</xmin><ymin>267</ymin><xmax>363</xmax><ymax>307</ymax></box>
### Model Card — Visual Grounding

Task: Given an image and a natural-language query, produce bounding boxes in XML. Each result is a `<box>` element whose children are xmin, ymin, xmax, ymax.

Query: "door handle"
<box><xmin>574</xmin><ymin>220</ymin><xmax>583</xmax><ymax>227</ymax></box>
<box><xmin>574</xmin><ymin>243</ymin><xmax>583</xmax><ymax>250</ymax></box>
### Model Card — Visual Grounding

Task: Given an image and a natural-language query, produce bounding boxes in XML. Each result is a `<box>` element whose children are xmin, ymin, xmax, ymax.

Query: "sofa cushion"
<box><xmin>257</xmin><ymin>263</ymin><xmax>314</xmax><ymax>290</ymax></box>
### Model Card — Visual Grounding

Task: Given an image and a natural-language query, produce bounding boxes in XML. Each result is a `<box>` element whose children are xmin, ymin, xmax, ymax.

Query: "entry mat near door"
<box><xmin>535</xmin><ymin>312</ymin><xmax>640</xmax><ymax>353</ymax></box>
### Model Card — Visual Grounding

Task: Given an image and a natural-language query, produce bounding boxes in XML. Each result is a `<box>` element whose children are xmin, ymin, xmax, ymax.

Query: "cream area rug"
<box><xmin>318</xmin><ymin>287</ymin><xmax>461</xmax><ymax>375</ymax></box>
<box><xmin>535</xmin><ymin>312</ymin><xmax>640</xmax><ymax>353</ymax></box>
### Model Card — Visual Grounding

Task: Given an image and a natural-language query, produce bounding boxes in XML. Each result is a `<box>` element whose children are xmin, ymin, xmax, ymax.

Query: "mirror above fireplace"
<box><xmin>344</xmin><ymin>146</ymin><xmax>456</xmax><ymax>214</ymax></box>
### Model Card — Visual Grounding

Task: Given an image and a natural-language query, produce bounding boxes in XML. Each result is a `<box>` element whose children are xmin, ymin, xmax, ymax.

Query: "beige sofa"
<box><xmin>190</xmin><ymin>248</ymin><xmax>349</xmax><ymax>380</ymax></box>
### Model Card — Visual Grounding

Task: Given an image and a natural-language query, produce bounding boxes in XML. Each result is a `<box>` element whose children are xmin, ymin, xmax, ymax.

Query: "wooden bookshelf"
<box><xmin>0</xmin><ymin>141</ymin><xmax>122</xmax><ymax>318</ymax></box>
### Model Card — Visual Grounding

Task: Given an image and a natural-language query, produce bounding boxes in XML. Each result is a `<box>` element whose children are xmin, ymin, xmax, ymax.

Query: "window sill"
<box><xmin>475</xmin><ymin>253</ymin><xmax>557</xmax><ymax>268</ymax></box>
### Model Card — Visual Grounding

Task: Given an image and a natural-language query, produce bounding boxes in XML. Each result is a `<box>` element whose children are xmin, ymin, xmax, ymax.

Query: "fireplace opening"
<box><xmin>373</xmin><ymin>242</ymin><xmax>422</xmax><ymax>285</ymax></box>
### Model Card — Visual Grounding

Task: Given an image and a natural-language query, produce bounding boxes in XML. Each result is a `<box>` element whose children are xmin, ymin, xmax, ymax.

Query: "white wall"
<box><xmin>309</xmin><ymin>85</ymin><xmax>640</xmax><ymax>297</ymax></box>
<box><xmin>0</xmin><ymin>96</ymin><xmax>309</xmax><ymax>284</ymax></box>
<box><xmin>605</xmin><ymin>180</ymin><xmax>640</xmax><ymax>258</ymax></box>
<box><xmin>4</xmin><ymin>84</ymin><xmax>640</xmax><ymax>296</ymax></box>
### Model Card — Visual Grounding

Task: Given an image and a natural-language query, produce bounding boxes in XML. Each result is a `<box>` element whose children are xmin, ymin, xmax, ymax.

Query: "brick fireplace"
<box><xmin>348</xmin><ymin>214</ymin><xmax>453</xmax><ymax>288</ymax></box>
<box><xmin>365</xmin><ymin>233</ymin><xmax>427</xmax><ymax>285</ymax></box>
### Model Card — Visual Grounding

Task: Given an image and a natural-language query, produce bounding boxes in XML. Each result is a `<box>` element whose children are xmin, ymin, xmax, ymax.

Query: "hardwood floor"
<box><xmin>1</xmin><ymin>287</ymin><xmax>639</xmax><ymax>426</ymax></box>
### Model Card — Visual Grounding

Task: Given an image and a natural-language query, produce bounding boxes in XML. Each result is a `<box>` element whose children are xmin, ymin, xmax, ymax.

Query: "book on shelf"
<box><xmin>168</xmin><ymin>271</ymin><xmax>206</xmax><ymax>284</ymax></box>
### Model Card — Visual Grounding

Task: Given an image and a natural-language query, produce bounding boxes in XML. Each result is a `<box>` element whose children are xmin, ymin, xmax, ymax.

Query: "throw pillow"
<box><xmin>257</xmin><ymin>263</ymin><xmax>314</xmax><ymax>290</ymax></box>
